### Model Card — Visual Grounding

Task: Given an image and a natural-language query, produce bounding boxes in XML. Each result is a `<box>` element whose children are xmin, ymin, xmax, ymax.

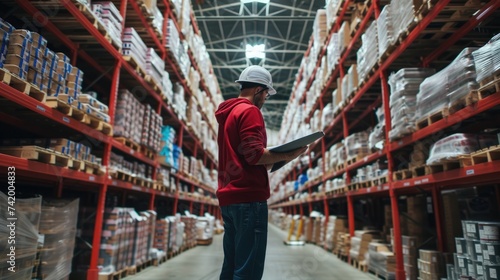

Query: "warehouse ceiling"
<box><xmin>192</xmin><ymin>0</ymin><xmax>325</xmax><ymax>131</ymax></box>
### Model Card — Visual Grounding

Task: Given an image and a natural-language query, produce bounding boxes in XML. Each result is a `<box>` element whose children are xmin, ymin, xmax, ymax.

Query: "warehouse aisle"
<box><xmin>125</xmin><ymin>223</ymin><xmax>376</xmax><ymax>280</ymax></box>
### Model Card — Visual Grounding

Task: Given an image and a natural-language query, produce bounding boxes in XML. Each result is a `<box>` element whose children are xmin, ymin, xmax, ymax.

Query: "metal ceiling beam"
<box><xmin>206</xmin><ymin>48</ymin><xmax>305</xmax><ymax>53</ymax></box>
<box><xmin>212</xmin><ymin>65</ymin><xmax>299</xmax><ymax>70</ymax></box>
<box><xmin>196</xmin><ymin>16</ymin><xmax>315</xmax><ymax>21</ymax></box>
<box><xmin>206</xmin><ymin>35</ymin><xmax>309</xmax><ymax>48</ymax></box>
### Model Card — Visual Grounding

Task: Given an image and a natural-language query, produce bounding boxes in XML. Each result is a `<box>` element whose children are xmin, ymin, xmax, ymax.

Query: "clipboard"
<box><xmin>269</xmin><ymin>131</ymin><xmax>324</xmax><ymax>172</ymax></box>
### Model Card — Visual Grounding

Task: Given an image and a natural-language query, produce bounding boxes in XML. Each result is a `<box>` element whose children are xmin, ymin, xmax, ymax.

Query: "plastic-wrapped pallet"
<box><xmin>357</xmin><ymin>20</ymin><xmax>378</xmax><ymax>85</ymax></box>
<box><xmin>146</xmin><ymin>48</ymin><xmax>165</xmax><ymax>88</ymax></box>
<box><xmin>473</xmin><ymin>34</ymin><xmax>500</xmax><ymax>83</ymax></box>
<box><xmin>388</xmin><ymin>68</ymin><xmax>435</xmax><ymax>140</ymax></box>
<box><xmin>350</xmin><ymin>230</ymin><xmax>380</xmax><ymax>262</ymax></box>
<box><xmin>377</xmin><ymin>4</ymin><xmax>396</xmax><ymax>58</ymax></box>
<box><xmin>122</xmin><ymin>27</ymin><xmax>148</xmax><ymax>71</ymax></box>
<box><xmin>179</xmin><ymin>0</ymin><xmax>191</xmax><ymax>36</ymax></box>
<box><xmin>416</xmin><ymin>48</ymin><xmax>479</xmax><ymax>121</ymax></box>
<box><xmin>0</xmin><ymin>192</ymin><xmax>41</xmax><ymax>280</ymax></box>
<box><xmin>92</xmin><ymin>2</ymin><xmax>122</xmax><ymax>47</ymax></box>
<box><xmin>426</xmin><ymin>133</ymin><xmax>498</xmax><ymax>165</ymax></box>
<box><xmin>391</xmin><ymin>0</ymin><xmax>420</xmax><ymax>42</ymax></box>
<box><xmin>35</xmin><ymin>199</ymin><xmax>79</xmax><ymax>280</ymax></box>
<box><xmin>367</xmin><ymin>242</ymin><xmax>396</xmax><ymax>280</ymax></box>
<box><xmin>345</xmin><ymin>131</ymin><xmax>370</xmax><ymax>161</ymax></box>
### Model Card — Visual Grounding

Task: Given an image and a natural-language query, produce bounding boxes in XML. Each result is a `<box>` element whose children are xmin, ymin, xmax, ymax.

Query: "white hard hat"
<box><xmin>235</xmin><ymin>65</ymin><xmax>276</xmax><ymax>95</ymax></box>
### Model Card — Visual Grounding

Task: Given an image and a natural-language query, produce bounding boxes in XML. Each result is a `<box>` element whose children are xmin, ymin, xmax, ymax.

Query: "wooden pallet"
<box><xmin>478</xmin><ymin>77</ymin><xmax>500</xmax><ymax>100</ymax></box>
<box><xmin>392</xmin><ymin>169</ymin><xmax>412</xmax><ymax>181</ymax></box>
<box><xmin>470</xmin><ymin>145</ymin><xmax>500</xmax><ymax>165</ymax></box>
<box><xmin>350</xmin><ymin>258</ymin><xmax>368</xmax><ymax>272</ymax></box>
<box><xmin>425</xmin><ymin>159</ymin><xmax>461</xmax><ymax>175</ymax></box>
<box><xmin>84</xmin><ymin>160</ymin><xmax>105</xmax><ymax>175</ymax></box>
<box><xmin>372</xmin><ymin>175</ymin><xmax>388</xmax><ymax>186</ymax></box>
<box><xmin>0</xmin><ymin>146</ymin><xmax>55</xmax><ymax>164</ymax></box>
<box><xmin>448</xmin><ymin>91</ymin><xmax>479</xmax><ymax>114</ymax></box>
<box><xmin>411</xmin><ymin>165</ymin><xmax>427</xmax><ymax>178</ymax></box>
<box><xmin>76</xmin><ymin>3</ymin><xmax>122</xmax><ymax>52</ymax></box>
<box><xmin>153</xmin><ymin>255</ymin><xmax>167</xmax><ymax>266</ymax></box>
<box><xmin>144</xmin><ymin>75</ymin><xmax>163</xmax><ymax>94</ymax></box>
<box><xmin>85</xmin><ymin>115</ymin><xmax>112</xmax><ymax>136</ymax></box>
<box><xmin>45</xmin><ymin>96</ymin><xmax>72</xmax><ymax>115</ymax></box>
<box><xmin>123</xmin><ymin>55</ymin><xmax>148</xmax><ymax>77</ymax></box>
<box><xmin>369</xmin><ymin>269</ymin><xmax>396</xmax><ymax>280</ymax></box>
<box><xmin>197</xmin><ymin>237</ymin><xmax>213</xmax><ymax>246</ymax></box>
<box><xmin>98</xmin><ymin>267</ymin><xmax>128</xmax><ymax>280</ymax></box>
<box><xmin>346</xmin><ymin>155</ymin><xmax>366</xmax><ymax>166</ymax></box>
<box><xmin>416</xmin><ymin>108</ymin><xmax>449</xmax><ymax>130</ymax></box>
<box><xmin>141</xmin><ymin>146</ymin><xmax>156</xmax><ymax>159</ymax></box>
<box><xmin>0</xmin><ymin>68</ymin><xmax>47</xmax><ymax>102</ymax></box>
<box><xmin>115</xmin><ymin>137</ymin><xmax>141</xmax><ymax>152</ymax></box>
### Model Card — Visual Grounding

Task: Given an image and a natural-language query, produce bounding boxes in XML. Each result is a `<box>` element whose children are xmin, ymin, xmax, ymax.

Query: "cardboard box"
<box><xmin>419</xmin><ymin>250</ymin><xmax>442</xmax><ymax>263</ymax></box>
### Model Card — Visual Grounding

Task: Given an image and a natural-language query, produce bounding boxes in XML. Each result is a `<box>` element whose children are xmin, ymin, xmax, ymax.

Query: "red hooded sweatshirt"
<box><xmin>215</xmin><ymin>98</ymin><xmax>269</xmax><ymax>206</ymax></box>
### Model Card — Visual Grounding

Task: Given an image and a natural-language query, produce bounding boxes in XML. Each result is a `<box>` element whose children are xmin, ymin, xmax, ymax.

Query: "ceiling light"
<box><xmin>241</xmin><ymin>0</ymin><xmax>270</xmax><ymax>3</ymax></box>
<box><xmin>246</xmin><ymin>44</ymin><xmax>266</xmax><ymax>59</ymax></box>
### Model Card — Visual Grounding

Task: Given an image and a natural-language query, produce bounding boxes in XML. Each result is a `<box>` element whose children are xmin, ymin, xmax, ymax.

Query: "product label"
<box><xmin>458</xmin><ymin>258</ymin><xmax>465</xmax><ymax>267</ymax></box>
<box><xmin>467</xmin><ymin>224</ymin><xmax>477</xmax><ymax>234</ymax></box>
<box><xmin>490</xmin><ymin>268</ymin><xmax>497</xmax><ymax>279</ymax></box>
<box><xmin>404</xmin><ymin>182</ymin><xmax>410</xmax><ymax>187</ymax></box>
<box><xmin>489</xmin><ymin>245</ymin><xmax>495</xmax><ymax>255</ymax></box>
<box><xmin>466</xmin><ymin>169</ymin><xmax>475</xmax><ymax>175</ymax></box>
<box><xmin>477</xmin><ymin>265</ymin><xmax>483</xmax><ymax>275</ymax></box>
<box><xmin>63</xmin><ymin>117</ymin><xmax>70</xmax><ymax>123</ymax></box>
<box><xmin>457</xmin><ymin>244</ymin><xmax>463</xmax><ymax>254</ymax></box>
<box><xmin>468</xmin><ymin>263</ymin><xmax>474</xmax><ymax>274</ymax></box>
<box><xmin>484</xmin><ymin>249</ymin><xmax>490</xmax><ymax>261</ymax></box>
<box><xmin>476</xmin><ymin>244</ymin><xmax>482</xmax><ymax>254</ymax></box>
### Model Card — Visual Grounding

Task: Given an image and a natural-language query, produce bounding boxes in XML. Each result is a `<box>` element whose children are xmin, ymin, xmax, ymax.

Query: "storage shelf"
<box><xmin>0</xmin><ymin>153</ymin><xmax>107</xmax><ymax>185</ymax></box>
<box><xmin>389</xmin><ymin>92</ymin><xmax>500</xmax><ymax>152</ymax></box>
<box><xmin>111</xmin><ymin>138</ymin><xmax>157</xmax><ymax>166</ymax></box>
<box><xmin>0</xmin><ymin>83</ymin><xmax>111</xmax><ymax>144</ymax></box>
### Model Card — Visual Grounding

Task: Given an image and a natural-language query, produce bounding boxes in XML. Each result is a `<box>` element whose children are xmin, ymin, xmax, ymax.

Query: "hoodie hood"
<box><xmin>215</xmin><ymin>98</ymin><xmax>253</xmax><ymax>125</ymax></box>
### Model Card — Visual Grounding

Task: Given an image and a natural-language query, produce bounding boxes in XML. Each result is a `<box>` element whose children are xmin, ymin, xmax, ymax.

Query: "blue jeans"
<box><xmin>220</xmin><ymin>201</ymin><xmax>268</xmax><ymax>280</ymax></box>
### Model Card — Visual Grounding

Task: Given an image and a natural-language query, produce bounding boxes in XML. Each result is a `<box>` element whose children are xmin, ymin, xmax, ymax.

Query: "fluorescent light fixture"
<box><xmin>246</xmin><ymin>44</ymin><xmax>266</xmax><ymax>59</ymax></box>
<box><xmin>241</xmin><ymin>0</ymin><xmax>270</xmax><ymax>3</ymax></box>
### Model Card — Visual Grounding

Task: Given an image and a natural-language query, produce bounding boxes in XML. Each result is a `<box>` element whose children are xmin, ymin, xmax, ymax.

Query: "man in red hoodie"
<box><xmin>215</xmin><ymin>65</ymin><xmax>307</xmax><ymax>280</ymax></box>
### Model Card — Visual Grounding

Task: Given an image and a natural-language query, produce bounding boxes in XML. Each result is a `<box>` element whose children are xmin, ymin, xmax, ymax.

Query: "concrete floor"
<box><xmin>125</xmin><ymin>224</ymin><xmax>377</xmax><ymax>280</ymax></box>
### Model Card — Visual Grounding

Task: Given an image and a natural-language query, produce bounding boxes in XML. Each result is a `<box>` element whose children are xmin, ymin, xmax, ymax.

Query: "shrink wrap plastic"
<box><xmin>427</xmin><ymin>133</ymin><xmax>498</xmax><ymax>165</ymax></box>
<box><xmin>472</xmin><ymin>34</ymin><xmax>500</xmax><ymax>83</ymax></box>
<box><xmin>416</xmin><ymin>48</ymin><xmax>479</xmax><ymax>120</ymax></box>
<box><xmin>0</xmin><ymin>192</ymin><xmax>41</xmax><ymax>280</ymax></box>
<box><xmin>388</xmin><ymin>68</ymin><xmax>435</xmax><ymax>140</ymax></box>
<box><xmin>377</xmin><ymin>4</ymin><xmax>396</xmax><ymax>58</ymax></box>
<box><xmin>38</xmin><ymin>199</ymin><xmax>79</xmax><ymax>280</ymax></box>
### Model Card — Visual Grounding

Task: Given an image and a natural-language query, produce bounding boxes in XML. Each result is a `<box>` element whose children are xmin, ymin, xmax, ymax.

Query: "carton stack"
<box><xmin>367</xmin><ymin>242</ymin><xmax>396</xmax><ymax>279</ymax></box>
<box><xmin>357</xmin><ymin>21</ymin><xmax>378</xmax><ymax>84</ymax></box>
<box><xmin>122</xmin><ymin>27</ymin><xmax>148</xmax><ymax>72</ymax></box>
<box><xmin>4</xmin><ymin>29</ymin><xmax>31</xmax><ymax>82</ymax></box>
<box><xmin>99</xmin><ymin>207</ymin><xmax>126</xmax><ymax>273</ymax></box>
<box><xmin>114</xmin><ymin>89</ymin><xmax>145</xmax><ymax>144</ymax></box>
<box><xmin>313</xmin><ymin>9</ymin><xmax>328</xmax><ymax>46</ymax></box>
<box><xmin>388</xmin><ymin>68</ymin><xmax>435</xmax><ymax>141</ymax></box>
<box><xmin>377</xmin><ymin>4</ymin><xmax>396</xmax><ymax>59</ymax></box>
<box><xmin>77</xmin><ymin>93</ymin><xmax>110</xmax><ymax>123</ymax></box>
<box><xmin>345</xmin><ymin>131</ymin><xmax>370</xmax><ymax>162</ymax></box>
<box><xmin>0</xmin><ymin>19</ymin><xmax>14</xmax><ymax>68</ymax></box>
<box><xmin>350</xmin><ymin>230</ymin><xmax>381</xmax><ymax>264</ymax></box>
<box><xmin>0</xmin><ymin>192</ymin><xmax>41</xmax><ymax>280</ymax></box>
<box><xmin>146</xmin><ymin>48</ymin><xmax>165</xmax><ymax>88</ymax></box>
<box><xmin>418</xmin><ymin>250</ymin><xmax>445</xmax><ymax>280</ymax></box>
<box><xmin>155</xmin><ymin>218</ymin><xmax>172</xmax><ymax>253</ymax></box>
<box><xmin>140</xmin><ymin>211</ymin><xmax>157</xmax><ymax>261</ymax></box>
<box><xmin>330</xmin><ymin>216</ymin><xmax>348</xmax><ymax>253</ymax></box>
<box><xmin>141</xmin><ymin>104</ymin><xmax>163</xmax><ymax>153</ymax></box>
<box><xmin>341</xmin><ymin>64</ymin><xmax>359</xmax><ymax>102</ymax></box>
<box><xmin>405</xmin><ymin>195</ymin><xmax>431</xmax><ymax>246</ymax></box>
<box><xmin>36</xmin><ymin>199</ymin><xmax>79</xmax><ymax>280</ymax></box>
<box><xmin>92</xmin><ymin>2</ymin><xmax>122</xmax><ymax>47</ymax></box>
<box><xmin>402</xmin><ymin>236</ymin><xmax>418</xmax><ymax>280</ymax></box>
<box><xmin>166</xmin><ymin>19</ymin><xmax>180</xmax><ymax>59</ymax></box>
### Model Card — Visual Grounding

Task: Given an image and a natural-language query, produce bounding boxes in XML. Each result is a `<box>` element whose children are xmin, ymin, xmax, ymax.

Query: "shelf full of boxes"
<box><xmin>268</xmin><ymin>0</ymin><xmax>500</xmax><ymax>280</ymax></box>
<box><xmin>0</xmin><ymin>0</ymin><xmax>223</xmax><ymax>279</ymax></box>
